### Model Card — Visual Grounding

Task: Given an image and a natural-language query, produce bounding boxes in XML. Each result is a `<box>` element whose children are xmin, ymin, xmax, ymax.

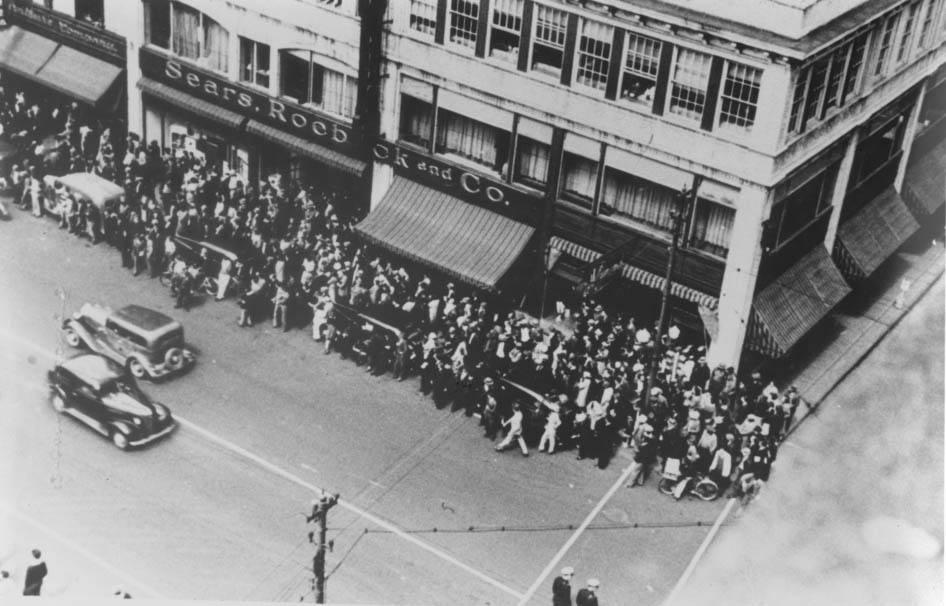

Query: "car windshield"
<box><xmin>99</xmin><ymin>379</ymin><xmax>153</xmax><ymax>416</ymax></box>
<box><xmin>100</xmin><ymin>378</ymin><xmax>148</xmax><ymax>401</ymax></box>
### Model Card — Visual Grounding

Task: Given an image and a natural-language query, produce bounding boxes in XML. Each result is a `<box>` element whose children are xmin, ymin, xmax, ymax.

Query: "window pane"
<box><xmin>531</xmin><ymin>4</ymin><xmax>566</xmax><ymax>76</ymax></box>
<box><xmin>490</xmin><ymin>0</ymin><xmax>523</xmax><ymax>59</ymax></box>
<box><xmin>802</xmin><ymin>58</ymin><xmax>828</xmax><ymax>123</ymax></box>
<box><xmin>668</xmin><ymin>48</ymin><xmax>711</xmax><ymax>122</ymax></box>
<box><xmin>240</xmin><ymin>37</ymin><xmax>254</xmax><ymax>83</ymax></box>
<box><xmin>514</xmin><ymin>137</ymin><xmax>549</xmax><ymax>184</ymax></box>
<box><xmin>172</xmin><ymin>2</ymin><xmax>200</xmax><ymax>59</ymax></box>
<box><xmin>576</xmin><ymin>20</ymin><xmax>613</xmax><ymax>91</ymax></box>
<box><xmin>621</xmin><ymin>33</ymin><xmax>661</xmax><ymax>104</ymax></box>
<box><xmin>873</xmin><ymin>13</ymin><xmax>898</xmax><ymax>76</ymax></box>
<box><xmin>281</xmin><ymin>50</ymin><xmax>311</xmax><ymax>104</ymax></box>
<box><xmin>896</xmin><ymin>1</ymin><xmax>919</xmax><ymax>62</ymax></box>
<box><xmin>399</xmin><ymin>95</ymin><xmax>433</xmax><ymax>147</ymax></box>
<box><xmin>561</xmin><ymin>152</ymin><xmax>598</xmax><ymax>207</ymax></box>
<box><xmin>409</xmin><ymin>0</ymin><xmax>438</xmax><ymax>36</ymax></box>
<box><xmin>436</xmin><ymin>109</ymin><xmax>509</xmax><ymax>172</ymax></box>
<box><xmin>202</xmin><ymin>17</ymin><xmax>229</xmax><ymax>72</ymax></box>
<box><xmin>146</xmin><ymin>0</ymin><xmax>171</xmax><ymax>49</ymax></box>
<box><xmin>690</xmin><ymin>200</ymin><xmax>734</xmax><ymax>257</ymax></box>
<box><xmin>842</xmin><ymin>34</ymin><xmax>867</xmax><ymax>100</ymax></box>
<box><xmin>256</xmin><ymin>43</ymin><xmax>270</xmax><ymax>88</ymax></box>
<box><xmin>718</xmin><ymin>62</ymin><xmax>761</xmax><ymax>130</ymax></box>
<box><xmin>600</xmin><ymin>167</ymin><xmax>676</xmax><ymax>231</ymax></box>
<box><xmin>449</xmin><ymin>0</ymin><xmax>479</xmax><ymax>49</ymax></box>
<box><xmin>322</xmin><ymin>69</ymin><xmax>357</xmax><ymax>118</ymax></box>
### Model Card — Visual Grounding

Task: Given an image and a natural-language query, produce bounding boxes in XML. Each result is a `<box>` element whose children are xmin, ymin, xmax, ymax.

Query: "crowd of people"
<box><xmin>2</xmin><ymin>84</ymin><xmax>801</xmax><ymax>503</ymax></box>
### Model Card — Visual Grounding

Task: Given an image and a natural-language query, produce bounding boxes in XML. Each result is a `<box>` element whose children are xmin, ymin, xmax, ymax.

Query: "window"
<box><xmin>575</xmin><ymin>20</ymin><xmax>613</xmax><ymax>92</ymax></box>
<box><xmin>448</xmin><ymin>0</ymin><xmax>479</xmax><ymax>49</ymax></box>
<box><xmin>240</xmin><ymin>38</ymin><xmax>270</xmax><ymax>89</ymax></box>
<box><xmin>896</xmin><ymin>1</ymin><xmax>920</xmax><ymax>63</ymax></box>
<box><xmin>409</xmin><ymin>0</ymin><xmax>438</xmax><ymax>37</ymax></box>
<box><xmin>514</xmin><ymin>137</ymin><xmax>549</xmax><ymax>186</ymax></box>
<box><xmin>668</xmin><ymin>48</ymin><xmax>712</xmax><ymax>122</ymax></box>
<box><xmin>280</xmin><ymin>51</ymin><xmax>358</xmax><ymax>119</ymax></box>
<box><xmin>769</xmin><ymin>166</ymin><xmax>837</xmax><ymax>248</ymax></box>
<box><xmin>436</xmin><ymin>109</ymin><xmax>510</xmax><ymax>173</ymax></box>
<box><xmin>841</xmin><ymin>34</ymin><xmax>868</xmax><ymax>99</ymax></box>
<box><xmin>822</xmin><ymin>46</ymin><xmax>848</xmax><ymax>113</ymax></box>
<box><xmin>599</xmin><ymin>167</ymin><xmax>676</xmax><ymax>231</ymax></box>
<box><xmin>689</xmin><ymin>200</ymin><xmax>735</xmax><ymax>257</ymax></box>
<box><xmin>718</xmin><ymin>62</ymin><xmax>761</xmax><ymax>130</ymax></box>
<box><xmin>531</xmin><ymin>4</ymin><xmax>567</xmax><ymax>78</ymax></box>
<box><xmin>919</xmin><ymin>0</ymin><xmax>938</xmax><ymax>48</ymax></box>
<box><xmin>75</xmin><ymin>0</ymin><xmax>105</xmax><ymax>25</ymax></box>
<box><xmin>145</xmin><ymin>1</ymin><xmax>229</xmax><ymax>73</ymax></box>
<box><xmin>873</xmin><ymin>12</ymin><xmax>899</xmax><ymax>77</ymax></box>
<box><xmin>802</xmin><ymin>58</ymin><xmax>829</xmax><ymax>124</ymax></box>
<box><xmin>489</xmin><ymin>0</ymin><xmax>523</xmax><ymax>61</ymax></box>
<box><xmin>398</xmin><ymin>95</ymin><xmax>433</xmax><ymax>148</ymax></box>
<box><xmin>620</xmin><ymin>33</ymin><xmax>661</xmax><ymax>105</ymax></box>
<box><xmin>849</xmin><ymin>117</ymin><xmax>906</xmax><ymax>185</ymax></box>
<box><xmin>561</xmin><ymin>153</ymin><xmax>598</xmax><ymax>208</ymax></box>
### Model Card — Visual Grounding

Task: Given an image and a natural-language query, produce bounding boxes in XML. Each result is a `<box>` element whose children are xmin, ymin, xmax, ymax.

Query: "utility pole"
<box><xmin>307</xmin><ymin>492</ymin><xmax>340</xmax><ymax>604</ymax></box>
<box><xmin>642</xmin><ymin>179</ymin><xmax>700</xmax><ymax>412</ymax></box>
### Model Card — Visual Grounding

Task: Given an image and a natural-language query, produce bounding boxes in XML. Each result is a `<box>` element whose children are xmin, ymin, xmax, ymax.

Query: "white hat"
<box><xmin>561</xmin><ymin>566</ymin><xmax>574</xmax><ymax>575</ymax></box>
<box><xmin>587</xmin><ymin>578</ymin><xmax>600</xmax><ymax>588</ymax></box>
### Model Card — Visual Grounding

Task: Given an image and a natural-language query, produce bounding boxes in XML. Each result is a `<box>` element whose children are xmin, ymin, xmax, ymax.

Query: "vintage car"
<box><xmin>47</xmin><ymin>353</ymin><xmax>176</xmax><ymax>450</ymax></box>
<box><xmin>42</xmin><ymin>171</ymin><xmax>125</xmax><ymax>217</ymax></box>
<box><xmin>329</xmin><ymin>302</ymin><xmax>425</xmax><ymax>373</ymax></box>
<box><xmin>170</xmin><ymin>235</ymin><xmax>261</xmax><ymax>297</ymax></box>
<box><xmin>61</xmin><ymin>303</ymin><xmax>195</xmax><ymax>380</ymax></box>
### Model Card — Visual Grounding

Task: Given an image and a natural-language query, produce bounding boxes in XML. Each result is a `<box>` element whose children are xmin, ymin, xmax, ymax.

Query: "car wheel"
<box><xmin>164</xmin><ymin>347</ymin><xmax>183</xmax><ymax>369</ymax></box>
<box><xmin>127</xmin><ymin>358</ymin><xmax>148</xmax><ymax>380</ymax></box>
<box><xmin>63</xmin><ymin>326</ymin><xmax>82</xmax><ymax>348</ymax></box>
<box><xmin>51</xmin><ymin>394</ymin><xmax>66</xmax><ymax>413</ymax></box>
<box><xmin>111</xmin><ymin>429</ymin><xmax>129</xmax><ymax>450</ymax></box>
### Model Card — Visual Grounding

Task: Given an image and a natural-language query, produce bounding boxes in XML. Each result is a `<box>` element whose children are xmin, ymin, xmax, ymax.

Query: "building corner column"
<box><xmin>707</xmin><ymin>184</ymin><xmax>768</xmax><ymax>372</ymax></box>
<box><xmin>824</xmin><ymin>129</ymin><xmax>860</xmax><ymax>252</ymax></box>
<box><xmin>894</xmin><ymin>79</ymin><xmax>928</xmax><ymax>192</ymax></box>
<box><xmin>370</xmin><ymin>54</ymin><xmax>398</xmax><ymax>211</ymax></box>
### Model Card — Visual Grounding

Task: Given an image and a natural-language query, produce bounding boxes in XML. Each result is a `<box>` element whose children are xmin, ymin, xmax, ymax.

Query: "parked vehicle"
<box><xmin>61</xmin><ymin>303</ymin><xmax>195</xmax><ymax>380</ymax></box>
<box><xmin>329</xmin><ymin>302</ymin><xmax>425</xmax><ymax>373</ymax></box>
<box><xmin>47</xmin><ymin>353</ymin><xmax>176</xmax><ymax>450</ymax></box>
<box><xmin>171</xmin><ymin>235</ymin><xmax>260</xmax><ymax>297</ymax></box>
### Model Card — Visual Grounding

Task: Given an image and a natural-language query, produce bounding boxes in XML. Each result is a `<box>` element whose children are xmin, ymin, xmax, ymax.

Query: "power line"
<box><xmin>326</xmin><ymin>519</ymin><xmax>732</xmax><ymax>536</ymax></box>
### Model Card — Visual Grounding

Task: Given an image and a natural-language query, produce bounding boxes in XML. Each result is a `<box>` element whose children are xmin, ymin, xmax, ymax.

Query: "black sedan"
<box><xmin>47</xmin><ymin>354</ymin><xmax>176</xmax><ymax>450</ymax></box>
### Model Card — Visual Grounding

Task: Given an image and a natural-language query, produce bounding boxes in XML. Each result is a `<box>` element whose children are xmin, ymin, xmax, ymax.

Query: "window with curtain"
<box><xmin>279</xmin><ymin>50</ymin><xmax>358</xmax><ymax>119</ymax></box>
<box><xmin>490</xmin><ymin>0</ymin><xmax>523</xmax><ymax>61</ymax></box>
<box><xmin>409</xmin><ymin>0</ymin><xmax>438</xmax><ymax>37</ymax></box>
<box><xmin>398</xmin><ymin>95</ymin><xmax>433</xmax><ymax>148</ymax></box>
<box><xmin>575</xmin><ymin>19</ymin><xmax>613</xmax><ymax>92</ymax></box>
<box><xmin>561</xmin><ymin>153</ymin><xmax>598</xmax><ymax>208</ymax></box>
<box><xmin>240</xmin><ymin>37</ymin><xmax>271</xmax><ymax>88</ymax></box>
<box><xmin>436</xmin><ymin>109</ymin><xmax>510</xmax><ymax>173</ymax></box>
<box><xmin>145</xmin><ymin>1</ymin><xmax>229</xmax><ymax>73</ymax></box>
<box><xmin>531</xmin><ymin>4</ymin><xmax>567</xmax><ymax>78</ymax></box>
<box><xmin>718</xmin><ymin>62</ymin><xmax>762</xmax><ymax>131</ymax></box>
<box><xmin>668</xmin><ymin>48</ymin><xmax>711</xmax><ymax>122</ymax></box>
<box><xmin>448</xmin><ymin>0</ymin><xmax>480</xmax><ymax>49</ymax></box>
<box><xmin>620</xmin><ymin>32</ymin><xmax>661</xmax><ymax>105</ymax></box>
<box><xmin>690</xmin><ymin>200</ymin><xmax>734</xmax><ymax>257</ymax></box>
<box><xmin>599</xmin><ymin>166</ymin><xmax>676</xmax><ymax>231</ymax></box>
<box><xmin>514</xmin><ymin>137</ymin><xmax>549</xmax><ymax>186</ymax></box>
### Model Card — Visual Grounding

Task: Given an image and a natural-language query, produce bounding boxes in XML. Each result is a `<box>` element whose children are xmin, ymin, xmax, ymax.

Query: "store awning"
<box><xmin>138</xmin><ymin>78</ymin><xmax>245</xmax><ymax>131</ymax></box>
<box><xmin>750</xmin><ymin>246</ymin><xmax>851</xmax><ymax>357</ymax></box>
<box><xmin>835</xmin><ymin>186</ymin><xmax>919</xmax><ymax>279</ymax></box>
<box><xmin>0</xmin><ymin>26</ymin><xmax>121</xmax><ymax>107</ymax></box>
<box><xmin>618</xmin><ymin>263</ymin><xmax>719</xmax><ymax>309</ymax></box>
<box><xmin>355</xmin><ymin>177</ymin><xmax>535</xmax><ymax>291</ymax></box>
<box><xmin>245</xmin><ymin>120</ymin><xmax>366</xmax><ymax>177</ymax></box>
<box><xmin>903</xmin><ymin>139</ymin><xmax>945</xmax><ymax>215</ymax></box>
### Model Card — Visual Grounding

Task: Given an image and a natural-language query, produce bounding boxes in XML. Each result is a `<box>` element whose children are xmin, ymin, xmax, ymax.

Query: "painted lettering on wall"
<box><xmin>8</xmin><ymin>3</ymin><xmax>125</xmax><ymax>64</ymax></box>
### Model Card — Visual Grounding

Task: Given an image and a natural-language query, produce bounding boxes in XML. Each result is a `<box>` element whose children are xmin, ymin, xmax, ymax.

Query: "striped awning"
<box><xmin>549</xmin><ymin>236</ymin><xmax>601</xmax><ymax>263</ymax></box>
<box><xmin>138</xmin><ymin>78</ymin><xmax>245</xmax><ymax>131</ymax></box>
<box><xmin>903</xmin><ymin>138</ymin><xmax>945</xmax><ymax>215</ymax></box>
<box><xmin>749</xmin><ymin>245</ymin><xmax>851</xmax><ymax>358</ymax></box>
<box><xmin>245</xmin><ymin>120</ymin><xmax>366</xmax><ymax>177</ymax></box>
<box><xmin>355</xmin><ymin>177</ymin><xmax>535</xmax><ymax>291</ymax></box>
<box><xmin>618</xmin><ymin>263</ymin><xmax>719</xmax><ymax>309</ymax></box>
<box><xmin>834</xmin><ymin>186</ymin><xmax>919</xmax><ymax>280</ymax></box>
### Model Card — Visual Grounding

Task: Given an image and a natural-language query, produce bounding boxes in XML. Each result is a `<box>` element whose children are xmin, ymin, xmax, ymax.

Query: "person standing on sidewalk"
<box><xmin>495</xmin><ymin>403</ymin><xmax>529</xmax><ymax>456</ymax></box>
<box><xmin>575</xmin><ymin>578</ymin><xmax>599</xmax><ymax>606</ymax></box>
<box><xmin>552</xmin><ymin>566</ymin><xmax>574</xmax><ymax>606</ymax></box>
<box><xmin>22</xmin><ymin>549</ymin><xmax>47</xmax><ymax>596</ymax></box>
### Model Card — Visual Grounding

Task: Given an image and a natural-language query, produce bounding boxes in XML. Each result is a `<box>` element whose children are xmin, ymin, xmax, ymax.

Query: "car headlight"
<box><xmin>132</xmin><ymin>418</ymin><xmax>142</xmax><ymax>426</ymax></box>
<box><xmin>154</xmin><ymin>404</ymin><xmax>168</xmax><ymax>420</ymax></box>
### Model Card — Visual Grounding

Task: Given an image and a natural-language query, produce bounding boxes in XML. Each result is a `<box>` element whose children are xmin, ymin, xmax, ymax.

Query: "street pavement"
<box><xmin>0</xmin><ymin>207</ymin><xmax>724</xmax><ymax>605</ymax></box>
<box><xmin>668</xmin><ymin>266</ymin><xmax>945</xmax><ymax>606</ymax></box>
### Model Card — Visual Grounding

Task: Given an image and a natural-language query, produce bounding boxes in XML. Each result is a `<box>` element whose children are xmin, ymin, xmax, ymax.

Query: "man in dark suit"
<box><xmin>552</xmin><ymin>566</ymin><xmax>574</xmax><ymax>606</ymax></box>
<box><xmin>22</xmin><ymin>549</ymin><xmax>47</xmax><ymax>596</ymax></box>
<box><xmin>575</xmin><ymin>578</ymin><xmax>599</xmax><ymax>606</ymax></box>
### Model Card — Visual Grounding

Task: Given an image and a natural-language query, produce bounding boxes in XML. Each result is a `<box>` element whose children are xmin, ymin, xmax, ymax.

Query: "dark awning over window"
<box><xmin>355</xmin><ymin>177</ymin><xmax>535</xmax><ymax>291</ymax></box>
<box><xmin>0</xmin><ymin>26</ymin><xmax>122</xmax><ymax>107</ymax></box>
<box><xmin>245</xmin><ymin>120</ymin><xmax>366</xmax><ymax>177</ymax></box>
<box><xmin>748</xmin><ymin>246</ymin><xmax>851</xmax><ymax>357</ymax></box>
<box><xmin>834</xmin><ymin>186</ymin><xmax>919</xmax><ymax>279</ymax></box>
<box><xmin>138</xmin><ymin>78</ymin><xmax>245</xmax><ymax>131</ymax></box>
<box><xmin>903</xmin><ymin>139</ymin><xmax>945</xmax><ymax>215</ymax></box>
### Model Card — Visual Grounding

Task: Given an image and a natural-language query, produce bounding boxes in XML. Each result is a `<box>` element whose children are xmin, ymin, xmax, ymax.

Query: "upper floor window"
<box><xmin>561</xmin><ymin>152</ymin><xmax>598</xmax><ymax>209</ymax></box>
<box><xmin>668</xmin><ymin>48</ymin><xmax>712</xmax><ymax>122</ymax></box>
<box><xmin>718</xmin><ymin>62</ymin><xmax>761</xmax><ymax>131</ymax></box>
<box><xmin>489</xmin><ymin>0</ymin><xmax>523</xmax><ymax>62</ymax></box>
<box><xmin>436</xmin><ymin>109</ymin><xmax>510</xmax><ymax>174</ymax></box>
<box><xmin>619</xmin><ymin>32</ymin><xmax>661</xmax><ymax>105</ymax></box>
<box><xmin>531</xmin><ymin>4</ymin><xmax>567</xmax><ymax>78</ymax></box>
<box><xmin>280</xmin><ymin>50</ymin><xmax>357</xmax><ymax>119</ymax></box>
<box><xmin>873</xmin><ymin>11</ymin><xmax>899</xmax><ymax>77</ymax></box>
<box><xmin>399</xmin><ymin>95</ymin><xmax>433</xmax><ymax>149</ymax></box>
<box><xmin>768</xmin><ymin>165</ymin><xmax>838</xmax><ymax>249</ymax></box>
<box><xmin>145</xmin><ymin>0</ymin><xmax>229</xmax><ymax>73</ymax></box>
<box><xmin>689</xmin><ymin>199</ymin><xmax>735</xmax><ymax>258</ymax></box>
<box><xmin>75</xmin><ymin>0</ymin><xmax>105</xmax><ymax>26</ymax></box>
<box><xmin>409</xmin><ymin>0</ymin><xmax>438</xmax><ymax>37</ymax></box>
<box><xmin>919</xmin><ymin>0</ymin><xmax>939</xmax><ymax>48</ymax></box>
<box><xmin>240</xmin><ymin>38</ymin><xmax>270</xmax><ymax>89</ymax></box>
<box><xmin>599</xmin><ymin>167</ymin><xmax>676</xmax><ymax>231</ymax></box>
<box><xmin>514</xmin><ymin>136</ymin><xmax>550</xmax><ymax>187</ymax></box>
<box><xmin>896</xmin><ymin>1</ymin><xmax>921</xmax><ymax>63</ymax></box>
<box><xmin>448</xmin><ymin>0</ymin><xmax>480</xmax><ymax>50</ymax></box>
<box><xmin>575</xmin><ymin>19</ymin><xmax>613</xmax><ymax>92</ymax></box>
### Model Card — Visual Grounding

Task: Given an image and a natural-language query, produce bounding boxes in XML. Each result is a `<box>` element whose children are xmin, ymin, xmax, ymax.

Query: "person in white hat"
<box><xmin>552</xmin><ymin>566</ymin><xmax>574</xmax><ymax>606</ymax></box>
<box><xmin>576</xmin><ymin>578</ymin><xmax>599</xmax><ymax>606</ymax></box>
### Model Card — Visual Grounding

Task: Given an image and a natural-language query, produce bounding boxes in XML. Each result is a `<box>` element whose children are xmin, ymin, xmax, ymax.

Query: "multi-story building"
<box><xmin>366</xmin><ymin>0</ymin><xmax>945</xmax><ymax>369</ymax></box>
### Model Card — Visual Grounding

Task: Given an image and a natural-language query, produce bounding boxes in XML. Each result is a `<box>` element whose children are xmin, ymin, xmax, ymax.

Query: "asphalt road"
<box><xmin>0</xmin><ymin>207</ymin><xmax>723</xmax><ymax>605</ymax></box>
<box><xmin>670</xmin><ymin>273</ymin><xmax>945</xmax><ymax>606</ymax></box>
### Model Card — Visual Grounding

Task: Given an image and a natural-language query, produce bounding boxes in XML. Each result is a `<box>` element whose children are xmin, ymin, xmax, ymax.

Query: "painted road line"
<box><xmin>177</xmin><ymin>416</ymin><xmax>524</xmax><ymax>599</ymax></box>
<box><xmin>516</xmin><ymin>460</ymin><xmax>640</xmax><ymax>606</ymax></box>
<box><xmin>0</xmin><ymin>501</ymin><xmax>166</xmax><ymax>599</ymax></box>
<box><xmin>2</xmin><ymin>329</ymin><xmax>524</xmax><ymax>599</ymax></box>
<box><xmin>661</xmin><ymin>498</ymin><xmax>737</xmax><ymax>606</ymax></box>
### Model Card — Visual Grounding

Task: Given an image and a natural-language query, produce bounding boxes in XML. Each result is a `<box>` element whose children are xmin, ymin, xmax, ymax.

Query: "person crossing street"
<box><xmin>495</xmin><ymin>403</ymin><xmax>529</xmax><ymax>456</ymax></box>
